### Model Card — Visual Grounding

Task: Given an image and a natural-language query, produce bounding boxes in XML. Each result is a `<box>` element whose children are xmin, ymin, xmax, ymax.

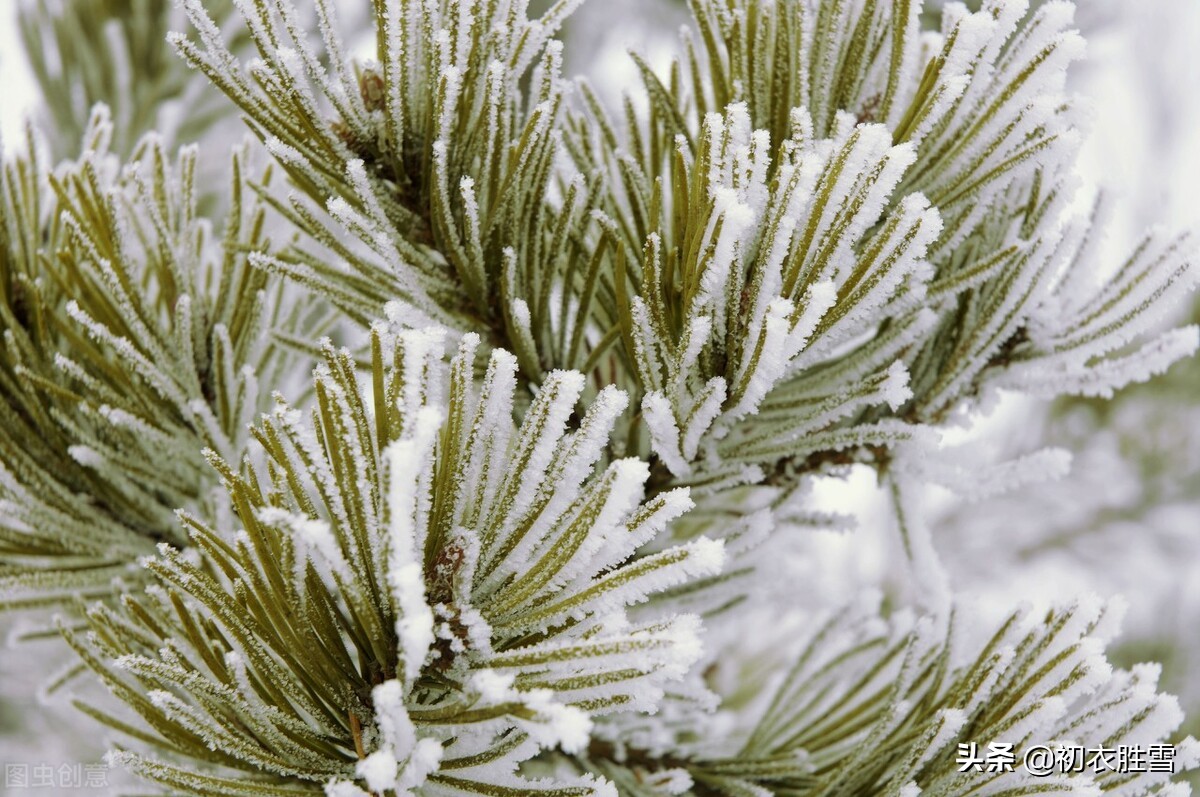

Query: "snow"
<box><xmin>1000</xmin><ymin>325</ymin><xmax>1200</xmax><ymax>400</ymax></box>
<box><xmin>499</xmin><ymin>369</ymin><xmax>585</xmax><ymax>521</ymax></box>
<box><xmin>681</xmin><ymin>377</ymin><xmax>726</xmax><ymax>460</ymax></box>
<box><xmin>264</xmin><ymin>135</ymin><xmax>308</xmax><ymax>170</ymax></box>
<box><xmin>372</xmin><ymin>679</ymin><xmax>417</xmax><ymax>755</ymax></box>
<box><xmin>67</xmin><ymin>445</ymin><xmax>104</xmax><ymax>468</ymax></box>
<box><xmin>325</xmin><ymin>781</ymin><xmax>371</xmax><ymax>797</ymax></box>
<box><xmin>676</xmin><ymin>315</ymin><xmax>712</xmax><ymax>384</ymax></box>
<box><xmin>701</xmin><ymin>186</ymin><xmax>755</xmax><ymax>303</ymax></box>
<box><xmin>509</xmin><ymin>298</ymin><xmax>539</xmax><ymax>364</ymax></box>
<box><xmin>402</xmin><ymin>737</ymin><xmax>444</xmax><ymax>789</ymax></box>
<box><xmin>385</xmin><ymin>405</ymin><xmax>443</xmax><ymax>686</ymax></box>
<box><xmin>364</xmin><ymin>680</ymin><xmax>444</xmax><ymax>792</ymax></box>
<box><xmin>727</xmin><ymin>298</ymin><xmax>793</xmax><ymax>420</ymax></box>
<box><xmin>557</xmin><ymin>385</ymin><xmax>631</xmax><ymax>490</ymax></box>
<box><xmin>880</xmin><ymin>361</ymin><xmax>912</xmax><ymax>411</ymax></box>
<box><xmin>642</xmin><ymin>391</ymin><xmax>688</xmax><ymax>476</ymax></box>
<box><xmin>356</xmin><ymin>747</ymin><xmax>398</xmax><ymax>792</ymax></box>
<box><xmin>528</xmin><ymin>698</ymin><xmax>593</xmax><ymax>754</ymax></box>
<box><xmin>688</xmin><ymin>537</ymin><xmax>726</xmax><ymax>574</ymax></box>
<box><xmin>468</xmin><ymin>667</ymin><xmax>594</xmax><ymax>753</ymax></box>
<box><xmin>626</xmin><ymin>488</ymin><xmax>694</xmax><ymax>544</ymax></box>
<box><xmin>471</xmin><ymin>669</ymin><xmax>517</xmax><ymax>704</ymax></box>
<box><xmin>527</xmin><ymin>537</ymin><xmax>725</xmax><ymax>629</ymax></box>
<box><xmin>785</xmin><ymin>279</ymin><xmax>837</xmax><ymax>356</ymax></box>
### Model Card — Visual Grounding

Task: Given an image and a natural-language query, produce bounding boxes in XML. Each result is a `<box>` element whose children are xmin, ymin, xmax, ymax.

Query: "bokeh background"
<box><xmin>1</xmin><ymin>0</ymin><xmax>1198</xmax><ymax>793</ymax></box>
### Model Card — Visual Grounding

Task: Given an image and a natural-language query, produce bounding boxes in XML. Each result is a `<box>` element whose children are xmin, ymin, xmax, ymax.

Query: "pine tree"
<box><xmin>1</xmin><ymin>0</ymin><xmax>1198</xmax><ymax>795</ymax></box>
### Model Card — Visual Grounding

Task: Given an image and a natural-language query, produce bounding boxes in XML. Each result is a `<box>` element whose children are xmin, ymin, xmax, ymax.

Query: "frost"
<box><xmin>258</xmin><ymin>507</ymin><xmax>351</xmax><ymax>590</ymax></box>
<box><xmin>67</xmin><ymin>445</ymin><xmax>104</xmax><ymax>468</ymax></box>
<box><xmin>644</xmin><ymin>769</ymin><xmax>694</xmax><ymax>794</ymax></box>
<box><xmin>898</xmin><ymin>440</ymin><xmax>1074</xmax><ymax>503</ymax></box>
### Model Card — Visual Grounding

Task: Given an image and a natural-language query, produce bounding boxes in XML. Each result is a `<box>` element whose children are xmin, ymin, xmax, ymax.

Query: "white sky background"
<box><xmin>1073</xmin><ymin>0</ymin><xmax>1200</xmax><ymax>236</ymax></box>
<box><xmin>0</xmin><ymin>9</ymin><xmax>35</xmax><ymax>143</ymax></box>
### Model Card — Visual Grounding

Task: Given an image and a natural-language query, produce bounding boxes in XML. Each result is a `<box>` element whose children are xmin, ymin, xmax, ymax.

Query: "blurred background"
<box><xmin>1</xmin><ymin>0</ymin><xmax>1198</xmax><ymax>792</ymax></box>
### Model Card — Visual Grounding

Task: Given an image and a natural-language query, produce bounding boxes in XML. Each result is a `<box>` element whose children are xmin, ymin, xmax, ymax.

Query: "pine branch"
<box><xmin>0</xmin><ymin>113</ymin><xmax>316</xmax><ymax>612</ymax></box>
<box><xmin>169</xmin><ymin>0</ymin><xmax>599</xmax><ymax>385</ymax></box>
<box><xmin>579</xmin><ymin>597</ymin><xmax>1199</xmax><ymax>796</ymax></box>
<box><xmin>0</xmin><ymin>1</ymin><xmax>1196</xmax><ymax>795</ymax></box>
<box><xmin>67</xmin><ymin>330</ymin><xmax>722</xmax><ymax>796</ymax></box>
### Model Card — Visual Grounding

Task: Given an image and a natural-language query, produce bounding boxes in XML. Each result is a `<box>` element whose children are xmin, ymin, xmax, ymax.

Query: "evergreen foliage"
<box><xmin>0</xmin><ymin>0</ymin><xmax>1197</xmax><ymax>795</ymax></box>
<box><xmin>0</xmin><ymin>111</ymin><xmax>318</xmax><ymax>613</ymax></box>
